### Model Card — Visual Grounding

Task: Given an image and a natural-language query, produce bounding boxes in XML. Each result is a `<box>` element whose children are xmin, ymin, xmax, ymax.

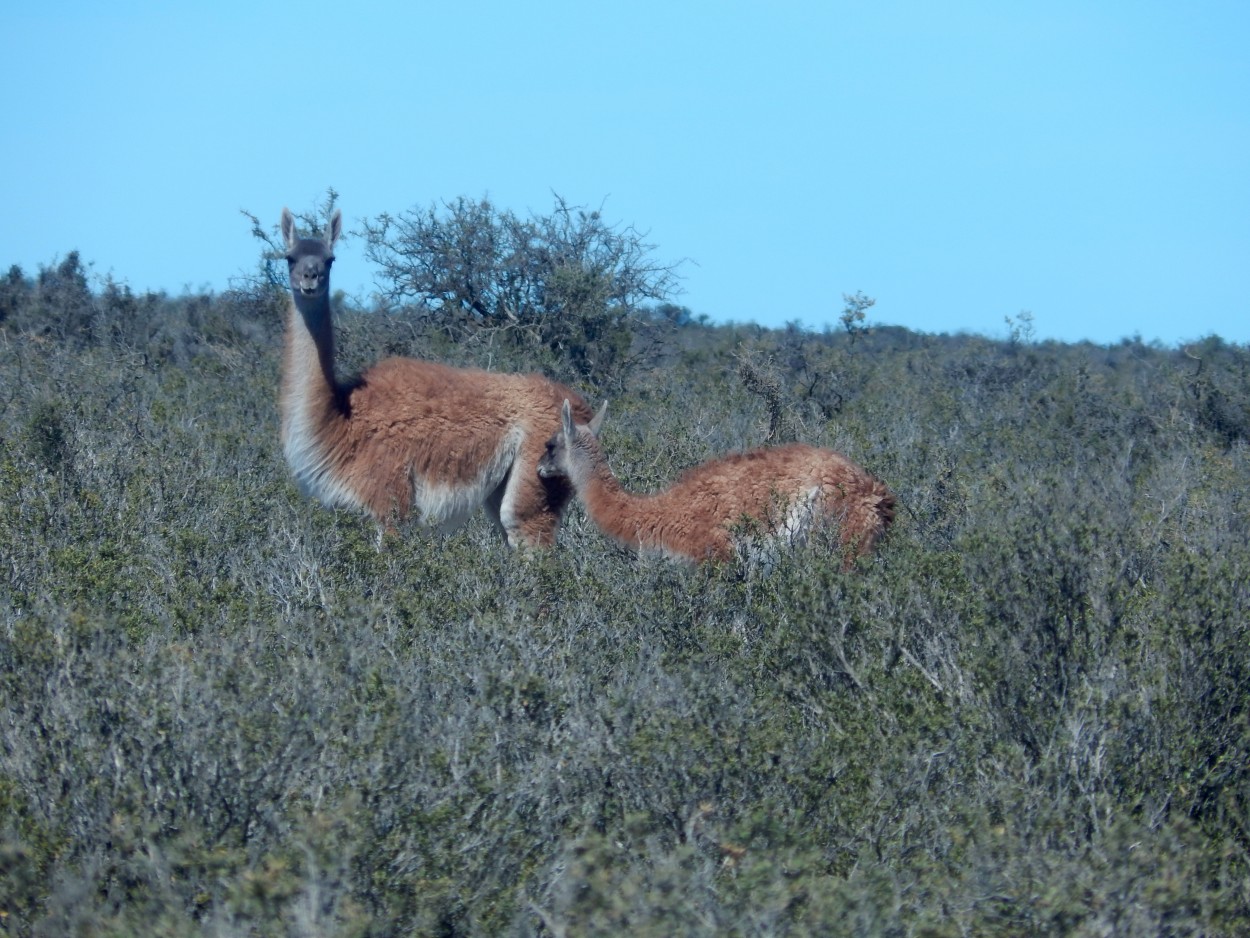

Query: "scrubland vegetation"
<box><xmin>2</xmin><ymin>207</ymin><xmax>1249</xmax><ymax>934</ymax></box>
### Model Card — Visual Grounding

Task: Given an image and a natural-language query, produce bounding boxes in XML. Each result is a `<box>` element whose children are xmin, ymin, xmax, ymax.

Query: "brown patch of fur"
<box><xmin>309</xmin><ymin>358</ymin><xmax>591</xmax><ymax>538</ymax></box>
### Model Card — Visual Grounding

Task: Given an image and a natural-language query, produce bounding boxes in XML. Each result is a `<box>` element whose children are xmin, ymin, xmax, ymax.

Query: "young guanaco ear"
<box><xmin>560</xmin><ymin>399</ymin><xmax>576</xmax><ymax>438</ymax></box>
<box><xmin>588</xmin><ymin>400</ymin><xmax>608</xmax><ymax>437</ymax></box>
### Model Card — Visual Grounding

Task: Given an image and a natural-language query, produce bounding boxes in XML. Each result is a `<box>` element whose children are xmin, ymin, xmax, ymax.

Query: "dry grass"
<box><xmin>1</xmin><ymin>272</ymin><xmax>1248</xmax><ymax>935</ymax></box>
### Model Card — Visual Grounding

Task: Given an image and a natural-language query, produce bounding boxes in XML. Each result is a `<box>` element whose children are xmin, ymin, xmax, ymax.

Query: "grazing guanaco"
<box><xmin>537</xmin><ymin>400</ymin><xmax>894</xmax><ymax>569</ymax></box>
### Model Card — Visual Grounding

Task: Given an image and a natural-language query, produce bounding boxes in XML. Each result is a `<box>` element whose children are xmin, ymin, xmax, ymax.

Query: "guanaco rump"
<box><xmin>279</xmin><ymin>207</ymin><xmax>596</xmax><ymax>546</ymax></box>
<box><xmin>537</xmin><ymin>400</ymin><xmax>895</xmax><ymax>570</ymax></box>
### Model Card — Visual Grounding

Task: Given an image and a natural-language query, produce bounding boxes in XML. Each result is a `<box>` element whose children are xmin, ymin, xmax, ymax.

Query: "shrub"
<box><xmin>1</xmin><ymin>272</ymin><xmax>1248</xmax><ymax>934</ymax></box>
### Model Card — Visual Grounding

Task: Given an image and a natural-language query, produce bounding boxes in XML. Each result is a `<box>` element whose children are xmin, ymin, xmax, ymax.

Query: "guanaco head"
<box><xmin>281</xmin><ymin>207</ymin><xmax>342</xmax><ymax>301</ymax></box>
<box><xmin>537</xmin><ymin>399</ymin><xmax>607</xmax><ymax>481</ymax></box>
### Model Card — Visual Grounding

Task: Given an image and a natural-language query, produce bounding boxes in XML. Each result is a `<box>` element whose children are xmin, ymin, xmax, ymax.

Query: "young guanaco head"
<box><xmin>537</xmin><ymin>399</ymin><xmax>607</xmax><ymax>483</ymax></box>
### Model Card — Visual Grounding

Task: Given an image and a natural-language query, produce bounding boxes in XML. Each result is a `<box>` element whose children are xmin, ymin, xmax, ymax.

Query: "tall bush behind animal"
<box><xmin>359</xmin><ymin>193</ymin><xmax>683</xmax><ymax>385</ymax></box>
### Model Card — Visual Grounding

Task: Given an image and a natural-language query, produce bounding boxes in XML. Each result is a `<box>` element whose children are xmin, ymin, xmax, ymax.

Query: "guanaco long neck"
<box><xmin>569</xmin><ymin>439</ymin><xmax>669</xmax><ymax>551</ymax></box>
<box><xmin>281</xmin><ymin>290</ymin><xmax>350</xmax><ymax>489</ymax></box>
<box><xmin>284</xmin><ymin>291</ymin><xmax>341</xmax><ymax>406</ymax></box>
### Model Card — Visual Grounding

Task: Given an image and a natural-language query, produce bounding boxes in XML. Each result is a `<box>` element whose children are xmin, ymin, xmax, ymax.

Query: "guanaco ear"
<box><xmin>280</xmin><ymin>207</ymin><xmax>298</xmax><ymax>253</ymax></box>
<box><xmin>588</xmin><ymin>400</ymin><xmax>608</xmax><ymax>437</ymax></box>
<box><xmin>561</xmin><ymin>399</ymin><xmax>576</xmax><ymax>438</ymax></box>
<box><xmin>326</xmin><ymin>209</ymin><xmax>343</xmax><ymax>252</ymax></box>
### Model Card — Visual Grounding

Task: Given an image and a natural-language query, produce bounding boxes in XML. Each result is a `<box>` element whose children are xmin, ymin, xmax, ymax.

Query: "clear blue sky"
<box><xmin>3</xmin><ymin>1</ymin><xmax>1247</xmax><ymax>346</ymax></box>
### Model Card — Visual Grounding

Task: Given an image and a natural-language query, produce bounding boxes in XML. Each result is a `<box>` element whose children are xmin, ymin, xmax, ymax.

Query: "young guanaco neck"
<box><xmin>541</xmin><ymin>399</ymin><xmax>676</xmax><ymax>551</ymax></box>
